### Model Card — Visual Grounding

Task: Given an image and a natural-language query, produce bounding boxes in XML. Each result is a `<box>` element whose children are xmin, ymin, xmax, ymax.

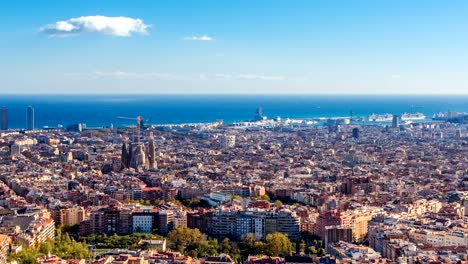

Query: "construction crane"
<box><xmin>117</xmin><ymin>116</ymin><xmax>147</xmax><ymax>143</ymax></box>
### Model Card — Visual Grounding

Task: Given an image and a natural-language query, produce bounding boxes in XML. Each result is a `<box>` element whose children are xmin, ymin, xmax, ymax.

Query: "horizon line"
<box><xmin>0</xmin><ymin>93</ymin><xmax>468</xmax><ymax>96</ymax></box>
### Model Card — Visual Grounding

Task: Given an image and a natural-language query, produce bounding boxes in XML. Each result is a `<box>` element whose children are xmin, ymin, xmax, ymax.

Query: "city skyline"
<box><xmin>1</xmin><ymin>1</ymin><xmax>468</xmax><ymax>94</ymax></box>
<box><xmin>0</xmin><ymin>95</ymin><xmax>466</xmax><ymax>130</ymax></box>
<box><xmin>0</xmin><ymin>105</ymin><xmax>38</xmax><ymax>131</ymax></box>
<box><xmin>1</xmin><ymin>2</ymin><xmax>467</xmax><ymax>262</ymax></box>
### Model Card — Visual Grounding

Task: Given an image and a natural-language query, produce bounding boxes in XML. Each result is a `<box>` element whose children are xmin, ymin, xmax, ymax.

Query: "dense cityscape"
<box><xmin>0</xmin><ymin>105</ymin><xmax>466</xmax><ymax>264</ymax></box>
<box><xmin>2</xmin><ymin>1</ymin><xmax>468</xmax><ymax>263</ymax></box>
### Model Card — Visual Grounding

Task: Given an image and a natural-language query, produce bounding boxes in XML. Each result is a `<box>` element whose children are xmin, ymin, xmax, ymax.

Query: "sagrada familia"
<box><xmin>121</xmin><ymin>132</ymin><xmax>157</xmax><ymax>170</ymax></box>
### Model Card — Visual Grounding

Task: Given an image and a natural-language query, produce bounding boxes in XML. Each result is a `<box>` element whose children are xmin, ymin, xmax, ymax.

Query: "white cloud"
<box><xmin>95</xmin><ymin>71</ymin><xmax>139</xmax><ymax>78</ymax></box>
<box><xmin>391</xmin><ymin>74</ymin><xmax>401</xmax><ymax>79</ymax></box>
<box><xmin>184</xmin><ymin>35</ymin><xmax>214</xmax><ymax>41</ymax></box>
<box><xmin>65</xmin><ymin>71</ymin><xmax>177</xmax><ymax>80</ymax></box>
<box><xmin>64</xmin><ymin>71</ymin><xmax>288</xmax><ymax>81</ymax></box>
<box><xmin>213</xmin><ymin>73</ymin><xmax>286</xmax><ymax>81</ymax></box>
<box><xmin>65</xmin><ymin>71</ymin><xmax>184</xmax><ymax>81</ymax></box>
<box><xmin>40</xmin><ymin>16</ymin><xmax>149</xmax><ymax>37</ymax></box>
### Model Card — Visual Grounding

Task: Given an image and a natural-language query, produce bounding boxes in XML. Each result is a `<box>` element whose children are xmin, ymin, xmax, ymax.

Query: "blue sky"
<box><xmin>1</xmin><ymin>0</ymin><xmax>468</xmax><ymax>94</ymax></box>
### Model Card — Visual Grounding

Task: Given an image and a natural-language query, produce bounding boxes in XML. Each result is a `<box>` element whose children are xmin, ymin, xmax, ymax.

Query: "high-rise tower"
<box><xmin>392</xmin><ymin>114</ymin><xmax>400</xmax><ymax>128</ymax></box>
<box><xmin>26</xmin><ymin>106</ymin><xmax>34</xmax><ymax>130</ymax></box>
<box><xmin>130</xmin><ymin>143</ymin><xmax>148</xmax><ymax>170</ymax></box>
<box><xmin>221</xmin><ymin>134</ymin><xmax>236</xmax><ymax>148</ymax></box>
<box><xmin>254</xmin><ymin>107</ymin><xmax>264</xmax><ymax>121</ymax></box>
<box><xmin>1</xmin><ymin>106</ymin><xmax>7</xmax><ymax>130</ymax></box>
<box><xmin>147</xmin><ymin>132</ymin><xmax>157</xmax><ymax>169</ymax></box>
<box><xmin>352</xmin><ymin>127</ymin><xmax>360</xmax><ymax>139</ymax></box>
<box><xmin>121</xmin><ymin>141</ymin><xmax>130</xmax><ymax>169</ymax></box>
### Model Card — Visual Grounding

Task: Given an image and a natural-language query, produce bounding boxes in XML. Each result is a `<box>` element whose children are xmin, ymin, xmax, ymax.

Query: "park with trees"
<box><xmin>9</xmin><ymin>224</ymin><xmax>325</xmax><ymax>264</ymax></box>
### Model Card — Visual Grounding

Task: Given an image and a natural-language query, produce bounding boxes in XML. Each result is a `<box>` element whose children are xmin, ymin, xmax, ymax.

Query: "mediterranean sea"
<box><xmin>0</xmin><ymin>95</ymin><xmax>467</xmax><ymax>129</ymax></box>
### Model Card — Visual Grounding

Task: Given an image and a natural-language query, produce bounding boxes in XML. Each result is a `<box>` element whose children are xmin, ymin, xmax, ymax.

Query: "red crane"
<box><xmin>117</xmin><ymin>116</ymin><xmax>147</xmax><ymax>143</ymax></box>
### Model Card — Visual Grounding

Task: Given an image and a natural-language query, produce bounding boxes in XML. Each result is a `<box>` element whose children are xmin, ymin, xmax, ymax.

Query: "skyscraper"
<box><xmin>147</xmin><ymin>132</ymin><xmax>157</xmax><ymax>169</ymax></box>
<box><xmin>352</xmin><ymin>127</ymin><xmax>360</xmax><ymax>139</ymax></box>
<box><xmin>26</xmin><ymin>106</ymin><xmax>34</xmax><ymax>130</ymax></box>
<box><xmin>121</xmin><ymin>141</ymin><xmax>130</xmax><ymax>169</ymax></box>
<box><xmin>1</xmin><ymin>106</ymin><xmax>7</xmax><ymax>130</ymax></box>
<box><xmin>254</xmin><ymin>107</ymin><xmax>264</xmax><ymax>121</ymax></box>
<box><xmin>392</xmin><ymin>114</ymin><xmax>400</xmax><ymax>128</ymax></box>
<box><xmin>221</xmin><ymin>134</ymin><xmax>236</xmax><ymax>148</ymax></box>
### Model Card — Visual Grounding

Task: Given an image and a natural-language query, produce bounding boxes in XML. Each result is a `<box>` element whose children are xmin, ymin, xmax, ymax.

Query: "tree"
<box><xmin>239</xmin><ymin>233</ymin><xmax>256</xmax><ymax>258</ymax></box>
<box><xmin>169</xmin><ymin>198</ymin><xmax>185</xmax><ymax>208</ymax></box>
<box><xmin>81</xmin><ymin>233</ymin><xmax>157</xmax><ymax>250</ymax></box>
<box><xmin>308</xmin><ymin>246</ymin><xmax>318</xmax><ymax>255</ymax></box>
<box><xmin>316</xmin><ymin>240</ymin><xmax>323</xmax><ymax>249</ymax></box>
<box><xmin>300</xmin><ymin>231</ymin><xmax>321</xmax><ymax>242</ymax></box>
<box><xmin>10</xmin><ymin>237</ymin><xmax>91</xmax><ymax>263</ymax></box>
<box><xmin>54</xmin><ymin>233</ymin><xmax>90</xmax><ymax>259</ymax></box>
<box><xmin>38</xmin><ymin>240</ymin><xmax>54</xmax><ymax>255</ymax></box>
<box><xmin>167</xmin><ymin>226</ymin><xmax>203</xmax><ymax>254</ymax></box>
<box><xmin>194</xmin><ymin>239</ymin><xmax>218</xmax><ymax>257</ymax></box>
<box><xmin>9</xmin><ymin>246</ymin><xmax>38</xmax><ymax>264</ymax></box>
<box><xmin>219</xmin><ymin>237</ymin><xmax>232</xmax><ymax>254</ymax></box>
<box><xmin>299</xmin><ymin>240</ymin><xmax>306</xmax><ymax>254</ymax></box>
<box><xmin>167</xmin><ymin>227</ymin><xmax>221</xmax><ymax>258</ymax></box>
<box><xmin>254</xmin><ymin>241</ymin><xmax>266</xmax><ymax>255</ymax></box>
<box><xmin>274</xmin><ymin>200</ymin><xmax>283</xmax><ymax>207</ymax></box>
<box><xmin>229</xmin><ymin>243</ymin><xmax>241</xmax><ymax>264</ymax></box>
<box><xmin>264</xmin><ymin>233</ymin><xmax>292</xmax><ymax>257</ymax></box>
<box><xmin>57</xmin><ymin>224</ymin><xmax>80</xmax><ymax>237</ymax></box>
<box><xmin>252</xmin><ymin>194</ymin><xmax>270</xmax><ymax>201</ymax></box>
<box><xmin>241</xmin><ymin>233</ymin><xmax>255</xmax><ymax>247</ymax></box>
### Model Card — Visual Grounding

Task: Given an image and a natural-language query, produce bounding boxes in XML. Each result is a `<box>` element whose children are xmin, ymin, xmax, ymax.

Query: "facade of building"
<box><xmin>133</xmin><ymin>215</ymin><xmax>154</xmax><ymax>233</ymax></box>
<box><xmin>351</xmin><ymin>211</ymin><xmax>373</xmax><ymax>243</ymax></box>
<box><xmin>89</xmin><ymin>206</ymin><xmax>122</xmax><ymax>235</ymax></box>
<box><xmin>212</xmin><ymin>210</ymin><xmax>237</xmax><ymax>238</ymax></box>
<box><xmin>212</xmin><ymin>209</ymin><xmax>300</xmax><ymax>241</ymax></box>
<box><xmin>325</xmin><ymin>226</ymin><xmax>352</xmax><ymax>252</ymax></box>
<box><xmin>16</xmin><ymin>217</ymin><xmax>55</xmax><ymax>248</ymax></box>
<box><xmin>392</xmin><ymin>114</ymin><xmax>400</xmax><ymax>128</ymax></box>
<box><xmin>26</xmin><ymin>105</ymin><xmax>34</xmax><ymax>130</ymax></box>
<box><xmin>158</xmin><ymin>210</ymin><xmax>174</xmax><ymax>235</ymax></box>
<box><xmin>1</xmin><ymin>107</ymin><xmax>7</xmax><ymax>131</ymax></box>
<box><xmin>148</xmin><ymin>132</ymin><xmax>157</xmax><ymax>169</ymax></box>
<box><xmin>51</xmin><ymin>206</ymin><xmax>86</xmax><ymax>226</ymax></box>
<box><xmin>315</xmin><ymin>210</ymin><xmax>345</xmax><ymax>239</ymax></box>
<box><xmin>221</xmin><ymin>135</ymin><xmax>236</xmax><ymax>149</ymax></box>
<box><xmin>0</xmin><ymin>234</ymin><xmax>11</xmax><ymax>264</ymax></box>
<box><xmin>132</xmin><ymin>211</ymin><xmax>158</xmax><ymax>234</ymax></box>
